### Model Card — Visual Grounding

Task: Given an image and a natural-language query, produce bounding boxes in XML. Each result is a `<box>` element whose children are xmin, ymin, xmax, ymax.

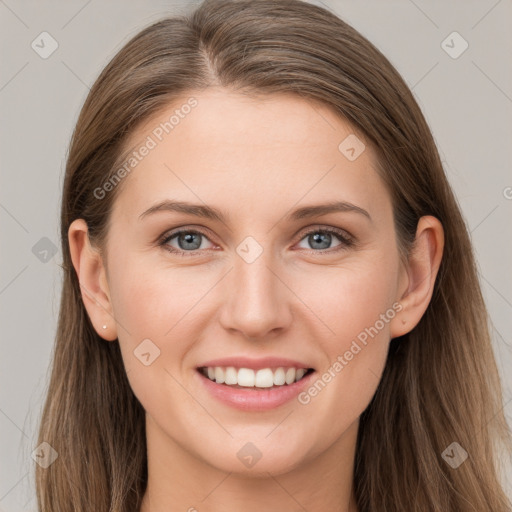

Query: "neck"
<box><xmin>140</xmin><ymin>415</ymin><xmax>360</xmax><ymax>512</ymax></box>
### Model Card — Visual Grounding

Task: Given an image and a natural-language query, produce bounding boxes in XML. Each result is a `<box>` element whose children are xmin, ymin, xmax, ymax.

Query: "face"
<box><xmin>99</xmin><ymin>88</ymin><xmax>407</xmax><ymax>475</ymax></box>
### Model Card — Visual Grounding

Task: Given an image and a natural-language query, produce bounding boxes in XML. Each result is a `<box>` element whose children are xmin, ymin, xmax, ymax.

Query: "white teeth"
<box><xmin>295</xmin><ymin>368</ymin><xmax>306</xmax><ymax>381</ymax></box>
<box><xmin>285</xmin><ymin>368</ymin><xmax>296</xmax><ymax>385</ymax></box>
<box><xmin>273</xmin><ymin>367</ymin><xmax>286</xmax><ymax>386</ymax></box>
<box><xmin>214</xmin><ymin>366</ymin><xmax>225</xmax><ymax>384</ymax></box>
<box><xmin>224</xmin><ymin>366</ymin><xmax>238</xmax><ymax>385</ymax></box>
<box><xmin>237</xmin><ymin>368</ymin><xmax>255</xmax><ymax>387</ymax></box>
<box><xmin>201</xmin><ymin>366</ymin><xmax>311</xmax><ymax>388</ymax></box>
<box><xmin>255</xmin><ymin>369</ymin><xmax>274</xmax><ymax>388</ymax></box>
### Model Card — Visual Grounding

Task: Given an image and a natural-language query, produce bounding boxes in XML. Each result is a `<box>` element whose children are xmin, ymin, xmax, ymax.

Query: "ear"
<box><xmin>68</xmin><ymin>219</ymin><xmax>118</xmax><ymax>341</ymax></box>
<box><xmin>389</xmin><ymin>215</ymin><xmax>444</xmax><ymax>338</ymax></box>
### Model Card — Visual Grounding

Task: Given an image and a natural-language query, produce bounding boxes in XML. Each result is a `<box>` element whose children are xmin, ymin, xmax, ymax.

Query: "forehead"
<box><xmin>111</xmin><ymin>87</ymin><xmax>390</xmax><ymax>223</ymax></box>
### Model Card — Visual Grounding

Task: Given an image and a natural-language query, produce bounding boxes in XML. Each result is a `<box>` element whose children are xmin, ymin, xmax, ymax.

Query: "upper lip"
<box><xmin>197</xmin><ymin>356</ymin><xmax>315</xmax><ymax>371</ymax></box>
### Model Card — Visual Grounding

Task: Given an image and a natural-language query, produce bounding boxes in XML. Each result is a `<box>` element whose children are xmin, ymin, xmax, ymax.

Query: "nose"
<box><xmin>218</xmin><ymin>250</ymin><xmax>293</xmax><ymax>340</ymax></box>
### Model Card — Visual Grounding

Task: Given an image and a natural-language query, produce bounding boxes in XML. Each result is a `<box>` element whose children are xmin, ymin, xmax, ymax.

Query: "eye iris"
<box><xmin>178</xmin><ymin>232</ymin><xmax>201</xmax><ymax>250</ymax></box>
<box><xmin>309</xmin><ymin>232</ymin><xmax>331</xmax><ymax>250</ymax></box>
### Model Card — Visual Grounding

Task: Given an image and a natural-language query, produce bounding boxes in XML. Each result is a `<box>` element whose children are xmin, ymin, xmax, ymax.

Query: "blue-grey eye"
<box><xmin>163</xmin><ymin>230</ymin><xmax>214</xmax><ymax>252</ymax></box>
<box><xmin>297</xmin><ymin>230</ymin><xmax>344</xmax><ymax>251</ymax></box>
<box><xmin>173</xmin><ymin>232</ymin><xmax>203</xmax><ymax>250</ymax></box>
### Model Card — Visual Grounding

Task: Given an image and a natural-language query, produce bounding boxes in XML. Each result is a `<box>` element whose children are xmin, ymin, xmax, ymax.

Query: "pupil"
<box><xmin>311</xmin><ymin>232</ymin><xmax>330</xmax><ymax>249</ymax></box>
<box><xmin>180</xmin><ymin>233</ymin><xmax>201</xmax><ymax>250</ymax></box>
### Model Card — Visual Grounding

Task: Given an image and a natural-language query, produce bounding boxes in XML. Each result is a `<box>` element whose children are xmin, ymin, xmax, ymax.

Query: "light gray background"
<box><xmin>1</xmin><ymin>0</ymin><xmax>511</xmax><ymax>509</ymax></box>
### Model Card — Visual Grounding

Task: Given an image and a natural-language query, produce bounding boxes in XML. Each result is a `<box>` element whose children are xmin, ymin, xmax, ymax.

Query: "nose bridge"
<box><xmin>219</xmin><ymin>236</ymin><xmax>291</xmax><ymax>338</ymax></box>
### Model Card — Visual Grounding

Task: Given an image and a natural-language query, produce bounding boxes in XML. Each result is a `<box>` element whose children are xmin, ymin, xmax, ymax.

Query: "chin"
<box><xmin>199</xmin><ymin>440</ymin><xmax>308</xmax><ymax>477</ymax></box>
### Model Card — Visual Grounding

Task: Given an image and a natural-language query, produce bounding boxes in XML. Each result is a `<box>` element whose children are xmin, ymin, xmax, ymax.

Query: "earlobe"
<box><xmin>389</xmin><ymin>215</ymin><xmax>444</xmax><ymax>339</ymax></box>
<box><xmin>68</xmin><ymin>219</ymin><xmax>118</xmax><ymax>341</ymax></box>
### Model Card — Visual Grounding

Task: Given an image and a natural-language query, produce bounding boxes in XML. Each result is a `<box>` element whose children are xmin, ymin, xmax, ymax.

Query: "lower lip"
<box><xmin>196</xmin><ymin>369</ymin><xmax>316</xmax><ymax>411</ymax></box>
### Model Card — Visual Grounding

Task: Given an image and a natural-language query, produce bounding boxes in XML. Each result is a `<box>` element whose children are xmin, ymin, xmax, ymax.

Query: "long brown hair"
<box><xmin>35</xmin><ymin>0</ymin><xmax>512</xmax><ymax>510</ymax></box>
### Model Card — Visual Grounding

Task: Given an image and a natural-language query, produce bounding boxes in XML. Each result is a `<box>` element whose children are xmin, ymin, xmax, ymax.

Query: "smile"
<box><xmin>195</xmin><ymin>363</ymin><xmax>317</xmax><ymax>411</ymax></box>
<box><xmin>198</xmin><ymin>366</ymin><xmax>314</xmax><ymax>389</ymax></box>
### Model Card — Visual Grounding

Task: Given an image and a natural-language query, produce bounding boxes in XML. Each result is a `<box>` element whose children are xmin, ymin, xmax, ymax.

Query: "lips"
<box><xmin>195</xmin><ymin>365</ymin><xmax>316</xmax><ymax>411</ymax></box>
<box><xmin>194</xmin><ymin>356</ymin><xmax>316</xmax><ymax>411</ymax></box>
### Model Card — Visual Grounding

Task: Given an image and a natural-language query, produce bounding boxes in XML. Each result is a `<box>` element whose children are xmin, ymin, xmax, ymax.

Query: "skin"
<box><xmin>69</xmin><ymin>88</ymin><xmax>444</xmax><ymax>512</ymax></box>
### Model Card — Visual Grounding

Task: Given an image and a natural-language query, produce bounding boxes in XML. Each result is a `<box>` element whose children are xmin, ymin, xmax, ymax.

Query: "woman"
<box><xmin>35</xmin><ymin>0</ymin><xmax>512</xmax><ymax>510</ymax></box>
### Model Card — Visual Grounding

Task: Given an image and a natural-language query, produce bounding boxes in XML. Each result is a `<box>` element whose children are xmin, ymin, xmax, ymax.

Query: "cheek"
<box><xmin>293</xmin><ymin>255</ymin><xmax>398</xmax><ymax>416</ymax></box>
<box><xmin>106</xmin><ymin>259</ymin><xmax>201</xmax><ymax>409</ymax></box>
<box><xmin>297</xmin><ymin>254</ymin><xmax>399</xmax><ymax>347</ymax></box>
<box><xmin>108</xmin><ymin>256</ymin><xmax>203</xmax><ymax>337</ymax></box>
<box><xmin>107</xmin><ymin>256</ymin><xmax>222</xmax><ymax>386</ymax></box>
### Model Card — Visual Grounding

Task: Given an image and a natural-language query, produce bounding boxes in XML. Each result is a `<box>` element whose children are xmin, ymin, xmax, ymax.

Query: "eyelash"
<box><xmin>158</xmin><ymin>226</ymin><xmax>355</xmax><ymax>257</ymax></box>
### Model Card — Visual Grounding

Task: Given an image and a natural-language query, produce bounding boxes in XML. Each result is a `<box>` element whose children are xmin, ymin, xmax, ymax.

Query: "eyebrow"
<box><xmin>138</xmin><ymin>199</ymin><xmax>371</xmax><ymax>223</ymax></box>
